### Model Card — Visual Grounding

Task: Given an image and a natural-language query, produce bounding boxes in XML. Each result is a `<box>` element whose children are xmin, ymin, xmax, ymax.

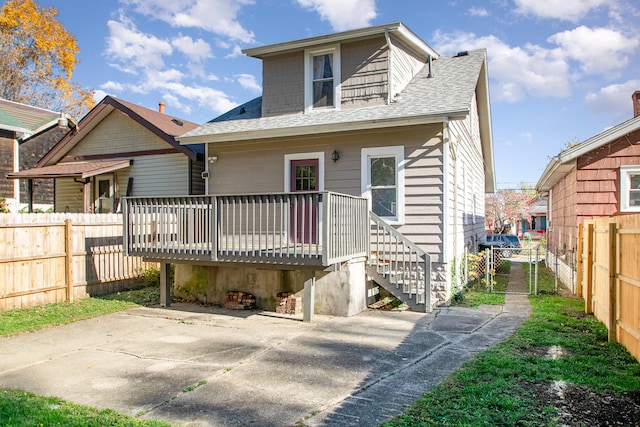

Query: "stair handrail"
<box><xmin>369</xmin><ymin>211</ymin><xmax>432</xmax><ymax>311</ymax></box>
<box><xmin>369</xmin><ymin>212</ymin><xmax>428</xmax><ymax>259</ymax></box>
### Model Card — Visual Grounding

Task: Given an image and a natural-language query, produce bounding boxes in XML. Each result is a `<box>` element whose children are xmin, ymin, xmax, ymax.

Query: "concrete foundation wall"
<box><xmin>174</xmin><ymin>258</ymin><xmax>368</xmax><ymax>317</ymax></box>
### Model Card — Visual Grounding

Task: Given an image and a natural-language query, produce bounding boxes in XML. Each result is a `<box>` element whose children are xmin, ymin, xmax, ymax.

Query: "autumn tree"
<box><xmin>485</xmin><ymin>189</ymin><xmax>534</xmax><ymax>234</ymax></box>
<box><xmin>0</xmin><ymin>0</ymin><xmax>93</xmax><ymax>117</ymax></box>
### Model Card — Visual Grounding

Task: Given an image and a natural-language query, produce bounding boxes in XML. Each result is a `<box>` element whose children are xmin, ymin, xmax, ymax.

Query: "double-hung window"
<box><xmin>305</xmin><ymin>46</ymin><xmax>340</xmax><ymax>112</ymax></box>
<box><xmin>620</xmin><ymin>166</ymin><xmax>640</xmax><ymax>212</ymax></box>
<box><xmin>361</xmin><ymin>146</ymin><xmax>405</xmax><ymax>224</ymax></box>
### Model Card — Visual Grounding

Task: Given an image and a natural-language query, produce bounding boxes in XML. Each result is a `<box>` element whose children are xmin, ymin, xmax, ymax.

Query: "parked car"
<box><xmin>481</xmin><ymin>234</ymin><xmax>523</xmax><ymax>258</ymax></box>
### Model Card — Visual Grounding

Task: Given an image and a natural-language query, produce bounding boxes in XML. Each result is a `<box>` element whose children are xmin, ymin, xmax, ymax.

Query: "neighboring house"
<box><xmin>8</xmin><ymin>96</ymin><xmax>204</xmax><ymax>213</ymax></box>
<box><xmin>1</xmin><ymin>98</ymin><xmax>75</xmax><ymax>212</ymax></box>
<box><xmin>536</xmin><ymin>91</ymin><xmax>640</xmax><ymax>286</ymax></box>
<box><xmin>123</xmin><ymin>22</ymin><xmax>495</xmax><ymax>318</ymax></box>
<box><xmin>516</xmin><ymin>197</ymin><xmax>547</xmax><ymax>240</ymax></box>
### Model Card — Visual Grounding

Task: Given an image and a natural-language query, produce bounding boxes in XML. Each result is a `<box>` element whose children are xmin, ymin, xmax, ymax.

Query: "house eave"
<box><xmin>178</xmin><ymin>111</ymin><xmax>468</xmax><ymax>144</ymax></box>
<box><xmin>243</xmin><ymin>22</ymin><xmax>439</xmax><ymax>60</ymax></box>
<box><xmin>559</xmin><ymin>115</ymin><xmax>640</xmax><ymax>162</ymax></box>
<box><xmin>535</xmin><ymin>114</ymin><xmax>640</xmax><ymax>192</ymax></box>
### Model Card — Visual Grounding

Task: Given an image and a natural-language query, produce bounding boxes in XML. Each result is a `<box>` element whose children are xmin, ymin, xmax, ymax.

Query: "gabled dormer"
<box><xmin>243</xmin><ymin>22</ymin><xmax>439</xmax><ymax>117</ymax></box>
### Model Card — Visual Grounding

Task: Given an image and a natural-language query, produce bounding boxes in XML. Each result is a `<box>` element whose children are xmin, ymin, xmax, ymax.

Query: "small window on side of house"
<box><xmin>621</xmin><ymin>166</ymin><xmax>640</xmax><ymax>212</ymax></box>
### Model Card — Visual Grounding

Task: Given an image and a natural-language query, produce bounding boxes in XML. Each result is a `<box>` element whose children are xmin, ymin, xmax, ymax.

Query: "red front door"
<box><xmin>290</xmin><ymin>159</ymin><xmax>318</xmax><ymax>244</ymax></box>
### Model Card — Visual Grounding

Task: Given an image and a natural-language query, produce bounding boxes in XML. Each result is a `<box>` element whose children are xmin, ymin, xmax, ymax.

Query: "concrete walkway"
<box><xmin>0</xmin><ymin>263</ymin><xmax>531</xmax><ymax>427</ymax></box>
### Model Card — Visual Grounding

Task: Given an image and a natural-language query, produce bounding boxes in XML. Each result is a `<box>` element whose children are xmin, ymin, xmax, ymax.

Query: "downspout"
<box><xmin>204</xmin><ymin>144</ymin><xmax>210</xmax><ymax>195</ymax></box>
<box><xmin>442</xmin><ymin>118</ymin><xmax>450</xmax><ymax>272</ymax></box>
<box><xmin>384</xmin><ymin>28</ymin><xmax>393</xmax><ymax>104</ymax></box>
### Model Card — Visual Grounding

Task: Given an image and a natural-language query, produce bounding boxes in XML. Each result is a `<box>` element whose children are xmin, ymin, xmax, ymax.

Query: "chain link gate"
<box><xmin>465</xmin><ymin>245</ymin><xmax>542</xmax><ymax>295</ymax></box>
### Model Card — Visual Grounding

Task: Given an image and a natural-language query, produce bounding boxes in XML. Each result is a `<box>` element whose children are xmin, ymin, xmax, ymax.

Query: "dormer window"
<box><xmin>305</xmin><ymin>46</ymin><xmax>340</xmax><ymax>112</ymax></box>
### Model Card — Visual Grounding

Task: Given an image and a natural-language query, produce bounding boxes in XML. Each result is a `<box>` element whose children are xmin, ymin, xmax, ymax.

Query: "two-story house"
<box><xmin>123</xmin><ymin>22</ymin><xmax>495</xmax><ymax>320</ymax></box>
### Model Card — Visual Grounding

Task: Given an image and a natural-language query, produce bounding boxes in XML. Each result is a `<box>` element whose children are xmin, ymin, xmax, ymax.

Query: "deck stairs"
<box><xmin>367</xmin><ymin>212</ymin><xmax>432</xmax><ymax>312</ymax></box>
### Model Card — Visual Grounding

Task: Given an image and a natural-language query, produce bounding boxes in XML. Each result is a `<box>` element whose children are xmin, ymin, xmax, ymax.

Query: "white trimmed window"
<box><xmin>361</xmin><ymin>146</ymin><xmax>405</xmax><ymax>224</ymax></box>
<box><xmin>620</xmin><ymin>166</ymin><xmax>640</xmax><ymax>212</ymax></box>
<box><xmin>304</xmin><ymin>46</ymin><xmax>340</xmax><ymax>112</ymax></box>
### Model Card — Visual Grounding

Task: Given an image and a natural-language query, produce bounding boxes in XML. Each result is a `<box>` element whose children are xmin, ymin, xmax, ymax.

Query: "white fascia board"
<box><xmin>178</xmin><ymin>111</ymin><xmax>468</xmax><ymax>145</ymax></box>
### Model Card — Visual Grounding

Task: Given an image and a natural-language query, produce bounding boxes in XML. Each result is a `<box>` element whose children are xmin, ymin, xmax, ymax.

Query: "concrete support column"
<box><xmin>160</xmin><ymin>263</ymin><xmax>171</xmax><ymax>307</ymax></box>
<box><xmin>303</xmin><ymin>270</ymin><xmax>315</xmax><ymax>322</ymax></box>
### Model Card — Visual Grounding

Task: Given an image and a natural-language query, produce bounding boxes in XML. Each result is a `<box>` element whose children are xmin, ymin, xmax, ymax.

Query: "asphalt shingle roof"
<box><xmin>180</xmin><ymin>49</ymin><xmax>486</xmax><ymax>142</ymax></box>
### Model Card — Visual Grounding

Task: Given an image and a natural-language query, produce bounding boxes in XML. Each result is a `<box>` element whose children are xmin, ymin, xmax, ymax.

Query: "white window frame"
<box><xmin>284</xmin><ymin>152</ymin><xmax>325</xmax><ymax>192</ymax></box>
<box><xmin>620</xmin><ymin>166</ymin><xmax>640</xmax><ymax>212</ymax></box>
<box><xmin>304</xmin><ymin>45</ymin><xmax>341</xmax><ymax>113</ymax></box>
<box><xmin>361</xmin><ymin>146</ymin><xmax>405</xmax><ymax>225</ymax></box>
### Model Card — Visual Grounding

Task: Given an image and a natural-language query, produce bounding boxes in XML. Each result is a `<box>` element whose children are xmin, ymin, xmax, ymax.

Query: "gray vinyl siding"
<box><xmin>190</xmin><ymin>159</ymin><xmax>205</xmax><ymax>195</ymax></box>
<box><xmin>55</xmin><ymin>178</ymin><xmax>84</xmax><ymax>213</ymax></box>
<box><xmin>206</xmin><ymin>124</ymin><xmax>446</xmax><ymax>261</ymax></box>
<box><xmin>66</xmin><ymin>110</ymin><xmax>169</xmax><ymax>156</ymax></box>
<box><xmin>340</xmin><ymin>38</ymin><xmax>388</xmax><ymax>109</ymax></box>
<box><xmin>390</xmin><ymin>36</ymin><xmax>426</xmax><ymax>101</ymax></box>
<box><xmin>115</xmin><ymin>154</ymin><xmax>190</xmax><ymax>197</ymax></box>
<box><xmin>261</xmin><ymin>52</ymin><xmax>305</xmax><ymax>117</ymax></box>
<box><xmin>448</xmin><ymin>92</ymin><xmax>486</xmax><ymax>265</ymax></box>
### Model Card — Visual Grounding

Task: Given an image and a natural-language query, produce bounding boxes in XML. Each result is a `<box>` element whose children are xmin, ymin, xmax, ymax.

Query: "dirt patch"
<box><xmin>521</xmin><ymin>381</ymin><xmax>640</xmax><ymax>426</ymax></box>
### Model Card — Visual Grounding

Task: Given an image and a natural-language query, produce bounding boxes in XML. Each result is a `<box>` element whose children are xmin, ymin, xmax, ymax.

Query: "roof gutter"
<box><xmin>178</xmin><ymin>110</ymin><xmax>468</xmax><ymax>145</ymax></box>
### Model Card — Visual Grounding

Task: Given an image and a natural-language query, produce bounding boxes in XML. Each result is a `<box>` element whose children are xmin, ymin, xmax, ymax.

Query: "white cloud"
<box><xmin>225</xmin><ymin>45</ymin><xmax>244</xmax><ymax>59</ymax></box>
<box><xmin>548</xmin><ymin>26</ymin><xmax>639</xmax><ymax>75</ymax></box>
<box><xmin>585</xmin><ymin>79</ymin><xmax>640</xmax><ymax>122</ymax></box>
<box><xmin>120</xmin><ymin>0</ymin><xmax>255</xmax><ymax>43</ymax></box>
<box><xmin>513</xmin><ymin>0</ymin><xmax>611</xmax><ymax>22</ymax></box>
<box><xmin>468</xmin><ymin>7</ymin><xmax>489</xmax><ymax>17</ymax></box>
<box><xmin>235</xmin><ymin>74</ymin><xmax>261</xmax><ymax>93</ymax></box>
<box><xmin>296</xmin><ymin>0</ymin><xmax>376</xmax><ymax>31</ymax></box>
<box><xmin>93</xmin><ymin>90</ymin><xmax>109</xmax><ymax>104</ymax></box>
<box><xmin>433</xmin><ymin>31</ymin><xmax>571</xmax><ymax>102</ymax></box>
<box><xmin>105</xmin><ymin>18</ymin><xmax>173</xmax><ymax>71</ymax></box>
<box><xmin>100</xmin><ymin>81</ymin><xmax>125</xmax><ymax>91</ymax></box>
<box><xmin>171</xmin><ymin>35</ymin><xmax>212</xmax><ymax>62</ymax></box>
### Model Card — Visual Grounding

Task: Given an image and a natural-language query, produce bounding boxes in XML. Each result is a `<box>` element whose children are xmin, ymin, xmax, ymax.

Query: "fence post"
<box><xmin>65</xmin><ymin>219</ymin><xmax>74</xmax><ymax>302</ymax></box>
<box><xmin>554</xmin><ymin>248</ymin><xmax>559</xmax><ymax>292</ymax></box>
<box><xmin>576</xmin><ymin>224</ymin><xmax>583</xmax><ymax>298</ymax></box>
<box><xmin>485</xmin><ymin>248</ymin><xmax>490</xmax><ymax>292</ymax></box>
<box><xmin>608</xmin><ymin>222</ymin><xmax>617</xmax><ymax>343</ymax></box>
<box><xmin>534</xmin><ymin>245</ymin><xmax>539</xmax><ymax>295</ymax></box>
<box><xmin>585</xmin><ymin>223</ymin><xmax>594</xmax><ymax>314</ymax></box>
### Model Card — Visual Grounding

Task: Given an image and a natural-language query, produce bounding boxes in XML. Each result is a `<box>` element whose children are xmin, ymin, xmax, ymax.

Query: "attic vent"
<box><xmin>454</xmin><ymin>51</ymin><xmax>469</xmax><ymax>57</ymax></box>
<box><xmin>239</xmin><ymin>107</ymin><xmax>246</xmax><ymax>115</ymax></box>
<box><xmin>171</xmin><ymin>118</ymin><xmax>184</xmax><ymax>126</ymax></box>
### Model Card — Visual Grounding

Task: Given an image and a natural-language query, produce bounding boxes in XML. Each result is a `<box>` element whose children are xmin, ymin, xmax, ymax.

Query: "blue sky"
<box><xmin>35</xmin><ymin>0</ymin><xmax>640</xmax><ymax>188</ymax></box>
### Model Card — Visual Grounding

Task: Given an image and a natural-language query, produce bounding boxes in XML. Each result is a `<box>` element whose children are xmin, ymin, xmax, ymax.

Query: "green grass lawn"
<box><xmin>0</xmin><ymin>285</ymin><xmax>161</xmax><ymax>337</ymax></box>
<box><xmin>0</xmin><ymin>389</ymin><xmax>173</xmax><ymax>427</ymax></box>
<box><xmin>384</xmin><ymin>260</ymin><xmax>640</xmax><ymax>426</ymax></box>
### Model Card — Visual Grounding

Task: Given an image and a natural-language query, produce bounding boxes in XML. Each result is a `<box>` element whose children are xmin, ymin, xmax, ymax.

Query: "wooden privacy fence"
<box><xmin>577</xmin><ymin>214</ymin><xmax>640</xmax><ymax>361</ymax></box>
<box><xmin>0</xmin><ymin>213</ymin><xmax>153</xmax><ymax>310</ymax></box>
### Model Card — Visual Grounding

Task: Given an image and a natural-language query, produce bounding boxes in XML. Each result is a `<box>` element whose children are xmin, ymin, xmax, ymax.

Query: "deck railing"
<box><xmin>123</xmin><ymin>192</ymin><xmax>368</xmax><ymax>266</ymax></box>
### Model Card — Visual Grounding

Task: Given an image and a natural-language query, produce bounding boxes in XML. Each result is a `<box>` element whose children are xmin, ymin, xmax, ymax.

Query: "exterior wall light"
<box><xmin>332</xmin><ymin>150</ymin><xmax>340</xmax><ymax>162</ymax></box>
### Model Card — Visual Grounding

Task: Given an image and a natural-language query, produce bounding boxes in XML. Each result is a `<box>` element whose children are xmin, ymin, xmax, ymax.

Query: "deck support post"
<box><xmin>160</xmin><ymin>262</ymin><xmax>171</xmax><ymax>307</ymax></box>
<box><xmin>303</xmin><ymin>271</ymin><xmax>315</xmax><ymax>322</ymax></box>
